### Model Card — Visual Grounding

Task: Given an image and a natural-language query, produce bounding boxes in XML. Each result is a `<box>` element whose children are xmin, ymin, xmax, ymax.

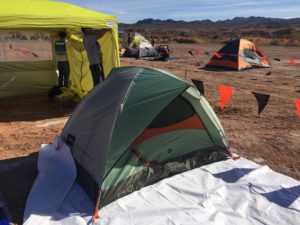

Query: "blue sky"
<box><xmin>58</xmin><ymin>0</ymin><xmax>300</xmax><ymax>23</ymax></box>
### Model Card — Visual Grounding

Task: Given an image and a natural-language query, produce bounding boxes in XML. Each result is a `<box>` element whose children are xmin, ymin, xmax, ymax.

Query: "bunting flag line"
<box><xmin>214</xmin><ymin>52</ymin><xmax>222</xmax><ymax>58</ymax></box>
<box><xmin>295</xmin><ymin>99</ymin><xmax>300</xmax><ymax>119</ymax></box>
<box><xmin>288</xmin><ymin>59</ymin><xmax>297</xmax><ymax>65</ymax></box>
<box><xmin>219</xmin><ymin>85</ymin><xmax>234</xmax><ymax>110</ymax></box>
<box><xmin>191</xmin><ymin>79</ymin><xmax>205</xmax><ymax>95</ymax></box>
<box><xmin>252</xmin><ymin>92</ymin><xmax>271</xmax><ymax>115</ymax></box>
<box><xmin>173</xmin><ymin>64</ymin><xmax>300</xmax><ymax>119</ymax></box>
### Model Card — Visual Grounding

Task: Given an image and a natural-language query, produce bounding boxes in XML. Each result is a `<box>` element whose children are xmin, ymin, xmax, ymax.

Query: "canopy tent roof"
<box><xmin>0</xmin><ymin>0</ymin><xmax>117</xmax><ymax>30</ymax></box>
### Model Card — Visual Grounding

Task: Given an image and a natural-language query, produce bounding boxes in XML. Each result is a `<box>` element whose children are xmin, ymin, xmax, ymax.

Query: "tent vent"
<box><xmin>66</xmin><ymin>134</ymin><xmax>76</xmax><ymax>147</ymax></box>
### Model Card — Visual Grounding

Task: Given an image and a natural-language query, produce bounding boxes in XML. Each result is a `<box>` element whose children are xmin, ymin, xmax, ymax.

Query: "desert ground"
<box><xmin>0</xmin><ymin>43</ymin><xmax>300</xmax><ymax>224</ymax></box>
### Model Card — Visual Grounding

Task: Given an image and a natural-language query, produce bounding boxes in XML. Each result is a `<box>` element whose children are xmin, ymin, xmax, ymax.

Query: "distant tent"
<box><xmin>0</xmin><ymin>0</ymin><xmax>120</xmax><ymax>98</ymax></box>
<box><xmin>61</xmin><ymin>66</ymin><xmax>230</xmax><ymax>208</ymax></box>
<box><xmin>206</xmin><ymin>39</ymin><xmax>271</xmax><ymax>71</ymax></box>
<box><xmin>123</xmin><ymin>33</ymin><xmax>157</xmax><ymax>58</ymax></box>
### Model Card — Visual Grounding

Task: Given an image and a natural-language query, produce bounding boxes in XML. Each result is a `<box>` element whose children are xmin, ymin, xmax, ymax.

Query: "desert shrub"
<box><xmin>253</xmin><ymin>38</ymin><xmax>274</xmax><ymax>45</ymax></box>
<box><xmin>292</xmin><ymin>39</ymin><xmax>300</xmax><ymax>46</ymax></box>
<box><xmin>270</xmin><ymin>39</ymin><xmax>280</xmax><ymax>45</ymax></box>
<box><xmin>242</xmin><ymin>30</ymin><xmax>272</xmax><ymax>38</ymax></box>
<box><xmin>273</xmin><ymin>29</ymin><xmax>293</xmax><ymax>38</ymax></box>
<box><xmin>174</xmin><ymin>37</ymin><xmax>198</xmax><ymax>44</ymax></box>
<box><xmin>291</xmin><ymin>30</ymin><xmax>300</xmax><ymax>42</ymax></box>
<box><xmin>283</xmin><ymin>39</ymin><xmax>300</xmax><ymax>46</ymax></box>
<box><xmin>270</xmin><ymin>38</ymin><xmax>300</xmax><ymax>46</ymax></box>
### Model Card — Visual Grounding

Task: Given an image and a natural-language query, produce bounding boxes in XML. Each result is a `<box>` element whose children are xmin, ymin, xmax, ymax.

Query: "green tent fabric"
<box><xmin>0</xmin><ymin>0</ymin><xmax>120</xmax><ymax>98</ymax></box>
<box><xmin>61</xmin><ymin>66</ymin><xmax>230</xmax><ymax>208</ymax></box>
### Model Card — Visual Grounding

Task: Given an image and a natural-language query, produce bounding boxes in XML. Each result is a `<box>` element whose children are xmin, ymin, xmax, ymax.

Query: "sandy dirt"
<box><xmin>0</xmin><ymin>43</ymin><xmax>299</xmax><ymax>224</ymax></box>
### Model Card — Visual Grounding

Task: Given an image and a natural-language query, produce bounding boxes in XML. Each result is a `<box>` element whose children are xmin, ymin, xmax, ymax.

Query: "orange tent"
<box><xmin>206</xmin><ymin>39</ymin><xmax>271</xmax><ymax>71</ymax></box>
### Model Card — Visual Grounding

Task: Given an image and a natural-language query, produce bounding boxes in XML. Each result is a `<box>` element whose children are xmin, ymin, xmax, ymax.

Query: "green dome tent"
<box><xmin>61</xmin><ymin>66</ymin><xmax>230</xmax><ymax>208</ymax></box>
<box><xmin>0</xmin><ymin>0</ymin><xmax>120</xmax><ymax>98</ymax></box>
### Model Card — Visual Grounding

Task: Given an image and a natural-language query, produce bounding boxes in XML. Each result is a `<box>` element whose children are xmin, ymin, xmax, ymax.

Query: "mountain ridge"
<box><xmin>120</xmin><ymin>16</ymin><xmax>300</xmax><ymax>29</ymax></box>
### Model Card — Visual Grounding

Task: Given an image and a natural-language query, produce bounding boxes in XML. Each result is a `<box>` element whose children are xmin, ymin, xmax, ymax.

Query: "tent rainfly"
<box><xmin>0</xmin><ymin>0</ymin><xmax>120</xmax><ymax>98</ymax></box>
<box><xmin>61</xmin><ymin>66</ymin><xmax>230</xmax><ymax>209</ymax></box>
<box><xmin>206</xmin><ymin>38</ymin><xmax>271</xmax><ymax>71</ymax></box>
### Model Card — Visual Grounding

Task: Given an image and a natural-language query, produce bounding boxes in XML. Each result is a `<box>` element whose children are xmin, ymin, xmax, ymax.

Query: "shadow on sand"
<box><xmin>0</xmin><ymin>95</ymin><xmax>77</xmax><ymax>123</ymax></box>
<box><xmin>0</xmin><ymin>153</ymin><xmax>38</xmax><ymax>225</ymax></box>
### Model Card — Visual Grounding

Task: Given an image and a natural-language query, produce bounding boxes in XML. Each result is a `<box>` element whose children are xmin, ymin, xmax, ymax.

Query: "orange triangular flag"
<box><xmin>214</xmin><ymin>52</ymin><xmax>222</xmax><ymax>58</ymax></box>
<box><xmin>288</xmin><ymin>59</ymin><xmax>297</xmax><ymax>65</ymax></box>
<box><xmin>219</xmin><ymin>85</ymin><xmax>234</xmax><ymax>110</ymax></box>
<box><xmin>294</xmin><ymin>99</ymin><xmax>300</xmax><ymax>119</ymax></box>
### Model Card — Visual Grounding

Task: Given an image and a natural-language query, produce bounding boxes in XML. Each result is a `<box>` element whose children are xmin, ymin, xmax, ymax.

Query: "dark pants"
<box><xmin>58</xmin><ymin>61</ymin><xmax>70</xmax><ymax>87</ymax></box>
<box><xmin>89</xmin><ymin>64</ymin><xmax>105</xmax><ymax>87</ymax></box>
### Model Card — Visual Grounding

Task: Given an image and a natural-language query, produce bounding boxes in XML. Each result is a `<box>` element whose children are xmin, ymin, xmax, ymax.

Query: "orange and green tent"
<box><xmin>61</xmin><ymin>66</ymin><xmax>230</xmax><ymax>208</ymax></box>
<box><xmin>206</xmin><ymin>38</ymin><xmax>271</xmax><ymax>71</ymax></box>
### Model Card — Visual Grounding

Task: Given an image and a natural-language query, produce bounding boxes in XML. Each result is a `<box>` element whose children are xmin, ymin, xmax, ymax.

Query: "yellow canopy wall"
<box><xmin>0</xmin><ymin>0</ymin><xmax>120</xmax><ymax>98</ymax></box>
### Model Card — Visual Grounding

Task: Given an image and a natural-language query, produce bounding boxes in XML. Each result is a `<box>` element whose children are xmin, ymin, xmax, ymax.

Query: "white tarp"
<box><xmin>24</xmin><ymin>143</ymin><xmax>300</xmax><ymax>225</ymax></box>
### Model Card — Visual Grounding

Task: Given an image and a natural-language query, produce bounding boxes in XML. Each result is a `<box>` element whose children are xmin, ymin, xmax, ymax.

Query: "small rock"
<box><xmin>253</xmin><ymin>157</ymin><xmax>265</xmax><ymax>163</ymax></box>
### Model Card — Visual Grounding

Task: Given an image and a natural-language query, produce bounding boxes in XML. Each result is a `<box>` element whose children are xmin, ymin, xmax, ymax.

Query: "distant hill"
<box><xmin>118</xmin><ymin>17</ymin><xmax>300</xmax><ymax>47</ymax></box>
<box><xmin>120</xmin><ymin>17</ymin><xmax>300</xmax><ymax>29</ymax></box>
